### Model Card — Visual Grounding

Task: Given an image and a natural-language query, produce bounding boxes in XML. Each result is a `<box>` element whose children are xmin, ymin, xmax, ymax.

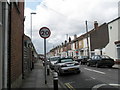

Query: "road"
<box><xmin>58</xmin><ymin>65</ymin><xmax>120</xmax><ymax>90</ymax></box>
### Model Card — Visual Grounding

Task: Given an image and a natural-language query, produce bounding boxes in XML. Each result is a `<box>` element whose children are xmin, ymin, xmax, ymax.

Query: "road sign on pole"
<box><xmin>39</xmin><ymin>27</ymin><xmax>51</xmax><ymax>84</ymax></box>
<box><xmin>39</xmin><ymin>27</ymin><xmax>51</xmax><ymax>39</ymax></box>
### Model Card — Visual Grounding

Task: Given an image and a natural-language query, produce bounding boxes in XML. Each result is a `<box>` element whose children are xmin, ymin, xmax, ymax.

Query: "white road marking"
<box><xmin>91</xmin><ymin>77</ymin><xmax>96</xmax><ymax>80</ymax></box>
<box><xmin>84</xmin><ymin>68</ymin><xmax>106</xmax><ymax>74</ymax></box>
<box><xmin>92</xmin><ymin>83</ymin><xmax>120</xmax><ymax>90</ymax></box>
<box><xmin>92</xmin><ymin>84</ymin><xmax>107</xmax><ymax>90</ymax></box>
<box><xmin>109</xmin><ymin>84</ymin><xmax>120</xmax><ymax>87</ymax></box>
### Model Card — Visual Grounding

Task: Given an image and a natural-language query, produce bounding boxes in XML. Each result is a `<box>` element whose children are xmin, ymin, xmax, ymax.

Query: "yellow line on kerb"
<box><xmin>65</xmin><ymin>83</ymin><xmax>76</xmax><ymax>90</ymax></box>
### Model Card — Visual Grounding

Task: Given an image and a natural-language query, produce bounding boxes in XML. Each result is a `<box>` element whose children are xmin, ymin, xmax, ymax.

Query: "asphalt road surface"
<box><xmin>58</xmin><ymin>65</ymin><xmax>120</xmax><ymax>90</ymax></box>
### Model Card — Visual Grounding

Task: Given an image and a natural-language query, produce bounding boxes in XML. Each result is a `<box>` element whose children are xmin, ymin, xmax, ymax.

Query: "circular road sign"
<box><xmin>39</xmin><ymin>27</ymin><xmax>51</xmax><ymax>39</ymax></box>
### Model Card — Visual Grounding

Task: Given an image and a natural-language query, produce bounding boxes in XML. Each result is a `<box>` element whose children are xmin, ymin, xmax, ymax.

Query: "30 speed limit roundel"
<box><xmin>39</xmin><ymin>27</ymin><xmax>51</xmax><ymax>39</ymax></box>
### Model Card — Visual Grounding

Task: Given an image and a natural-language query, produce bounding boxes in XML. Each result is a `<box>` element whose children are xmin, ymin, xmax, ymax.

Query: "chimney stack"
<box><xmin>65</xmin><ymin>40</ymin><xmax>67</xmax><ymax>44</ymax></box>
<box><xmin>69</xmin><ymin>37</ymin><xmax>71</xmax><ymax>42</ymax></box>
<box><xmin>94</xmin><ymin>21</ymin><xmax>98</xmax><ymax>30</ymax></box>
<box><xmin>74</xmin><ymin>34</ymin><xmax>77</xmax><ymax>40</ymax></box>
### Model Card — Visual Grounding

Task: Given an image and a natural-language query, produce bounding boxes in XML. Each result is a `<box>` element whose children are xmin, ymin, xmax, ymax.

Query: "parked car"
<box><xmin>75</xmin><ymin>56</ymin><xmax>89</xmax><ymax>65</ymax></box>
<box><xmin>49</xmin><ymin>56</ymin><xmax>61</xmax><ymax>70</ymax></box>
<box><xmin>54</xmin><ymin>58</ymin><xmax>80</xmax><ymax>75</ymax></box>
<box><xmin>87</xmin><ymin>55</ymin><xmax>115</xmax><ymax>68</ymax></box>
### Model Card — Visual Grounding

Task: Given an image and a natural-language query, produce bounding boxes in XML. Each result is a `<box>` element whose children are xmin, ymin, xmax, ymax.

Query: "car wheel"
<box><xmin>108</xmin><ymin>66</ymin><xmax>112</xmax><ymax>68</ymax></box>
<box><xmin>96</xmin><ymin>63</ymin><xmax>100</xmax><ymax>68</ymax></box>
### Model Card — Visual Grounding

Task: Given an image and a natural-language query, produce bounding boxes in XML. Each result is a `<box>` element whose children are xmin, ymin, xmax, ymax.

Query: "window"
<box><xmin>97</xmin><ymin>56</ymin><xmax>101</xmax><ymax>60</ymax></box>
<box><xmin>117</xmin><ymin>44</ymin><xmax>120</xmax><ymax>59</ymax></box>
<box><xmin>110</xmin><ymin>26</ymin><xmax>112</xmax><ymax>30</ymax></box>
<box><xmin>94</xmin><ymin>56</ymin><xmax>98</xmax><ymax>60</ymax></box>
<box><xmin>91</xmin><ymin>56</ymin><xmax>95</xmax><ymax>60</ymax></box>
<box><xmin>15</xmin><ymin>0</ymin><xmax>19</xmax><ymax>5</ymax></box>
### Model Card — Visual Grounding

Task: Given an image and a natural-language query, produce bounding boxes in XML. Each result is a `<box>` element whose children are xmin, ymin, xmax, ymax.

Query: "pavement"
<box><xmin>20</xmin><ymin>60</ymin><xmax>67</xmax><ymax>90</ymax></box>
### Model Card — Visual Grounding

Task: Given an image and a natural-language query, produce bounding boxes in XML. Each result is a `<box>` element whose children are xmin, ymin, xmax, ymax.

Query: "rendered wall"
<box><xmin>105</xmin><ymin>19</ymin><xmax>119</xmax><ymax>59</ymax></box>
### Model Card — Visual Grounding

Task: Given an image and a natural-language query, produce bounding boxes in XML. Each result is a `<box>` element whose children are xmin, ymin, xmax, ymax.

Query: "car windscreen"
<box><xmin>50</xmin><ymin>57</ymin><xmax>60</xmax><ymax>61</ymax></box>
<box><xmin>100</xmin><ymin>55</ymin><xmax>111</xmax><ymax>59</ymax></box>
<box><xmin>78</xmin><ymin>56</ymin><xmax>88</xmax><ymax>59</ymax></box>
<box><xmin>60</xmin><ymin>58</ymin><xmax>73</xmax><ymax>63</ymax></box>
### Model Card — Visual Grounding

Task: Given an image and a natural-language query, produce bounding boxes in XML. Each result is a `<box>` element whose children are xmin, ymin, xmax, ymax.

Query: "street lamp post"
<box><xmin>30</xmin><ymin>12</ymin><xmax>36</xmax><ymax>70</ymax></box>
<box><xmin>30</xmin><ymin>12</ymin><xmax>36</xmax><ymax>42</ymax></box>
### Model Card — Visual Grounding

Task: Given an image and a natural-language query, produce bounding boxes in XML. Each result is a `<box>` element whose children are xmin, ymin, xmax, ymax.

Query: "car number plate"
<box><xmin>69</xmin><ymin>68</ymin><xmax>75</xmax><ymax>71</ymax></box>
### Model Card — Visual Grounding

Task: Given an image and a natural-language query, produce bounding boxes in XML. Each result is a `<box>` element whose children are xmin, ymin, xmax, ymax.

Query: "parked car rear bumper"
<box><xmin>60</xmin><ymin>65</ymin><xmax>80</xmax><ymax>74</ymax></box>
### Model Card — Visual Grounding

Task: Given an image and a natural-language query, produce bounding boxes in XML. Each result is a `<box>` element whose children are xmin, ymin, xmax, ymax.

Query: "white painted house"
<box><xmin>105</xmin><ymin>17</ymin><xmax>120</xmax><ymax>61</ymax></box>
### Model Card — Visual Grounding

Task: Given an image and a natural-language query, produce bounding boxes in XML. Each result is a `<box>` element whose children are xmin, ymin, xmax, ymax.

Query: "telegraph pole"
<box><xmin>85</xmin><ymin>21</ymin><xmax>90</xmax><ymax>58</ymax></box>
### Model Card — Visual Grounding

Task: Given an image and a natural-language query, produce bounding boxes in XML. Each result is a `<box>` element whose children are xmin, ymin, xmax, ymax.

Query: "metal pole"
<box><xmin>66</xmin><ymin>34</ymin><xmax>68</xmax><ymax>57</ymax></box>
<box><xmin>44</xmin><ymin>39</ymin><xmax>47</xmax><ymax>84</ymax></box>
<box><xmin>85</xmin><ymin>21</ymin><xmax>90</xmax><ymax>58</ymax></box>
<box><xmin>31</xmin><ymin>14</ymin><xmax>32</xmax><ymax>41</ymax></box>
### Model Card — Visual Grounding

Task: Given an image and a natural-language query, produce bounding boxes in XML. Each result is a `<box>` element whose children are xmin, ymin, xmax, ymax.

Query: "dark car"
<box><xmin>75</xmin><ymin>56</ymin><xmax>88</xmax><ymax>65</ymax></box>
<box><xmin>87</xmin><ymin>55</ymin><xmax>115</xmax><ymax>68</ymax></box>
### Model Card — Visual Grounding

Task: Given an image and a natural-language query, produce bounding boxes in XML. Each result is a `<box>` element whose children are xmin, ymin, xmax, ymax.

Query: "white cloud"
<box><xmin>24</xmin><ymin>0</ymin><xmax>119</xmax><ymax>54</ymax></box>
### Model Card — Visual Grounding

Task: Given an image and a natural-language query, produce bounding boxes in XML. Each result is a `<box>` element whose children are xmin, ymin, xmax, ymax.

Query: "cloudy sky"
<box><xmin>24</xmin><ymin>0</ymin><xmax>119</xmax><ymax>54</ymax></box>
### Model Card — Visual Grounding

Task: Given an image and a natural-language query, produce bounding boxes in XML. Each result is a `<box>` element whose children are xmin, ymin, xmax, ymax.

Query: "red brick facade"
<box><xmin>11</xmin><ymin>2</ymin><xmax>24</xmax><ymax>88</ymax></box>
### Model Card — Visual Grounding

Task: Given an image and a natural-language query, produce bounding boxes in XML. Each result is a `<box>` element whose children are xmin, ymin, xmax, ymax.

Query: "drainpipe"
<box><xmin>2</xmin><ymin>2</ymin><xmax>9</xmax><ymax>88</ymax></box>
<box><xmin>100</xmin><ymin>48</ymin><xmax>102</xmax><ymax>55</ymax></box>
<box><xmin>8</xmin><ymin>2</ymin><xmax>11</xmax><ymax>89</ymax></box>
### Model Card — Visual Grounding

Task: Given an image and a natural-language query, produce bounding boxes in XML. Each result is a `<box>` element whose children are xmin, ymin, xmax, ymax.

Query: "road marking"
<box><xmin>84</xmin><ymin>68</ymin><xmax>106</xmax><ymax>74</ymax></box>
<box><xmin>91</xmin><ymin>77</ymin><xmax>96</xmax><ymax>80</ymax></box>
<box><xmin>92</xmin><ymin>83</ymin><xmax>120</xmax><ymax>90</ymax></box>
<box><xmin>109</xmin><ymin>84</ymin><xmax>120</xmax><ymax>87</ymax></box>
<box><xmin>65</xmin><ymin>83</ymin><xmax>76</xmax><ymax>90</ymax></box>
<box><xmin>92</xmin><ymin>84</ymin><xmax>107</xmax><ymax>90</ymax></box>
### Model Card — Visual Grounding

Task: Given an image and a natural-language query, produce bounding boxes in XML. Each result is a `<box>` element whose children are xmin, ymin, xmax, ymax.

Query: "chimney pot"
<box><xmin>94</xmin><ymin>21</ymin><xmax>98</xmax><ymax>30</ymax></box>
<box><xmin>74</xmin><ymin>34</ymin><xmax>77</xmax><ymax>40</ymax></box>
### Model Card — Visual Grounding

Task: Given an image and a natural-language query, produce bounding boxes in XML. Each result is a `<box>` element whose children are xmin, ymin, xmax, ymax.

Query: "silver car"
<box><xmin>54</xmin><ymin>58</ymin><xmax>80</xmax><ymax>75</ymax></box>
<box><xmin>49</xmin><ymin>56</ymin><xmax>61</xmax><ymax>70</ymax></box>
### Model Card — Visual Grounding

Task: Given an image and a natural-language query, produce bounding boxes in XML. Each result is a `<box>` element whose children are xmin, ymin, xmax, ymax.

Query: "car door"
<box><xmin>89</xmin><ymin>56</ymin><xmax>95</xmax><ymax>65</ymax></box>
<box><xmin>91</xmin><ymin>55</ymin><xmax>98</xmax><ymax>65</ymax></box>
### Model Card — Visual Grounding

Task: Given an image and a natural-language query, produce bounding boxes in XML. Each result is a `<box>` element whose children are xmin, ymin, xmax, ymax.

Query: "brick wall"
<box><xmin>10</xmin><ymin>2</ymin><xmax>24</xmax><ymax>88</ymax></box>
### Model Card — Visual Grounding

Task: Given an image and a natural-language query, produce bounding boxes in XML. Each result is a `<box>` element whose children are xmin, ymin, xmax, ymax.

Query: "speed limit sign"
<box><xmin>39</xmin><ymin>27</ymin><xmax>51</xmax><ymax>39</ymax></box>
<box><xmin>39</xmin><ymin>27</ymin><xmax>51</xmax><ymax>84</ymax></box>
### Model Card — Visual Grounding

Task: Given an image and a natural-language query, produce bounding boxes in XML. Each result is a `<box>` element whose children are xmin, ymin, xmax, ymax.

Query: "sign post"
<box><xmin>39</xmin><ymin>27</ymin><xmax>51</xmax><ymax>84</ymax></box>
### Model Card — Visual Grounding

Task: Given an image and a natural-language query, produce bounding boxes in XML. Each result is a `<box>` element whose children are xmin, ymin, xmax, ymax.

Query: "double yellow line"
<box><xmin>65</xmin><ymin>83</ymin><xmax>76</xmax><ymax>90</ymax></box>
